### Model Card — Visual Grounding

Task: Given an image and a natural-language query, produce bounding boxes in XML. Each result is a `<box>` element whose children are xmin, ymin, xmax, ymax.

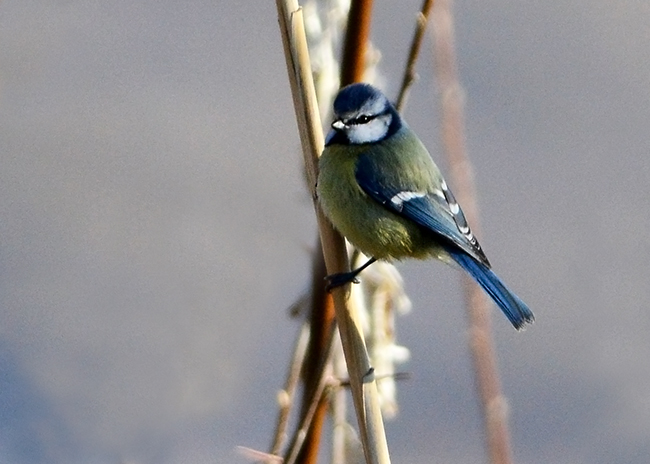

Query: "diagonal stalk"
<box><xmin>275</xmin><ymin>2</ymin><xmax>391</xmax><ymax>463</ymax></box>
<box><xmin>430</xmin><ymin>1</ymin><xmax>515</xmax><ymax>463</ymax></box>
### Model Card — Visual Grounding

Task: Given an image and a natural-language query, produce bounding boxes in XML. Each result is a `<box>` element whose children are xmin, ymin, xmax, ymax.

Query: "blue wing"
<box><xmin>355</xmin><ymin>153</ymin><xmax>489</xmax><ymax>266</ymax></box>
<box><xmin>355</xmin><ymin>153</ymin><xmax>534</xmax><ymax>329</ymax></box>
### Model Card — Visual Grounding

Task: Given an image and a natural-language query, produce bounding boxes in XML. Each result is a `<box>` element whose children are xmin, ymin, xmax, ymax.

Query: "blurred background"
<box><xmin>1</xmin><ymin>1</ymin><xmax>649</xmax><ymax>463</ymax></box>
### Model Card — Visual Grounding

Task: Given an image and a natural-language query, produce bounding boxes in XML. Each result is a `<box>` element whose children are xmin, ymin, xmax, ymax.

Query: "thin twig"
<box><xmin>293</xmin><ymin>248</ymin><xmax>336</xmax><ymax>463</ymax></box>
<box><xmin>269</xmin><ymin>322</ymin><xmax>311</xmax><ymax>457</ymax></box>
<box><xmin>283</xmin><ymin>298</ymin><xmax>337</xmax><ymax>464</ymax></box>
<box><xmin>275</xmin><ymin>2</ymin><xmax>391</xmax><ymax>463</ymax></box>
<box><xmin>395</xmin><ymin>0</ymin><xmax>436</xmax><ymax>111</ymax></box>
<box><xmin>284</xmin><ymin>332</ymin><xmax>335</xmax><ymax>464</ymax></box>
<box><xmin>430</xmin><ymin>2</ymin><xmax>514</xmax><ymax>463</ymax></box>
<box><xmin>331</xmin><ymin>336</ymin><xmax>349</xmax><ymax>464</ymax></box>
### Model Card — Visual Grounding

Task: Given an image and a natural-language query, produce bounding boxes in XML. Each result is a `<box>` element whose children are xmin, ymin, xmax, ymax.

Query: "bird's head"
<box><xmin>325</xmin><ymin>83</ymin><xmax>402</xmax><ymax>146</ymax></box>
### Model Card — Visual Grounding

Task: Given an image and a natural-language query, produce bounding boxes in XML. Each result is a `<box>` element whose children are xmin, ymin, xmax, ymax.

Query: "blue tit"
<box><xmin>317</xmin><ymin>83</ymin><xmax>534</xmax><ymax>330</ymax></box>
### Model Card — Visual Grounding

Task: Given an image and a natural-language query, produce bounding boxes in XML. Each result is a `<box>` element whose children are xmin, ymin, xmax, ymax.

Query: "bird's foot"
<box><xmin>324</xmin><ymin>257</ymin><xmax>378</xmax><ymax>292</ymax></box>
<box><xmin>324</xmin><ymin>271</ymin><xmax>361</xmax><ymax>292</ymax></box>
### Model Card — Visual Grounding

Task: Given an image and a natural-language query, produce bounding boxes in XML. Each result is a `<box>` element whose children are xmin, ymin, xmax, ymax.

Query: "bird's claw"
<box><xmin>324</xmin><ymin>272</ymin><xmax>361</xmax><ymax>292</ymax></box>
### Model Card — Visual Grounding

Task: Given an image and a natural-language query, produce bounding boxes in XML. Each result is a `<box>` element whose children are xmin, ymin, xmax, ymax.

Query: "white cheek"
<box><xmin>347</xmin><ymin>118</ymin><xmax>389</xmax><ymax>144</ymax></box>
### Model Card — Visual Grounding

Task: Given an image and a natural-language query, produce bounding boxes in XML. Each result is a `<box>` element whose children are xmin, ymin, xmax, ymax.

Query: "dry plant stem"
<box><xmin>331</xmin><ymin>350</ymin><xmax>348</xmax><ymax>464</ymax></box>
<box><xmin>430</xmin><ymin>1</ymin><xmax>514</xmax><ymax>464</ymax></box>
<box><xmin>340</xmin><ymin>0</ymin><xmax>375</xmax><ymax>85</ymax></box>
<box><xmin>276</xmin><ymin>1</ymin><xmax>391</xmax><ymax>463</ymax></box>
<box><xmin>296</xmin><ymin>0</ymin><xmax>371</xmax><ymax>454</ymax></box>
<box><xmin>269</xmin><ymin>322</ymin><xmax>311</xmax><ymax>457</ymax></box>
<box><xmin>284</xmin><ymin>335</ymin><xmax>334</xmax><ymax>464</ymax></box>
<box><xmin>294</xmin><ymin>250</ymin><xmax>336</xmax><ymax>464</ymax></box>
<box><xmin>395</xmin><ymin>0</ymin><xmax>436</xmax><ymax>111</ymax></box>
<box><xmin>285</xmin><ymin>258</ymin><xmax>337</xmax><ymax>464</ymax></box>
<box><xmin>294</xmin><ymin>396</ymin><xmax>329</xmax><ymax>464</ymax></box>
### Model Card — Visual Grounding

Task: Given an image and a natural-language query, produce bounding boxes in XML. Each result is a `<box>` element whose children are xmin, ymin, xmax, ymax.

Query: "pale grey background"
<box><xmin>1</xmin><ymin>1</ymin><xmax>649</xmax><ymax>463</ymax></box>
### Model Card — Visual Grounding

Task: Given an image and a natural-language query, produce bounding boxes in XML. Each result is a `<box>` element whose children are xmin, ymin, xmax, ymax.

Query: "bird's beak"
<box><xmin>325</xmin><ymin>119</ymin><xmax>347</xmax><ymax>146</ymax></box>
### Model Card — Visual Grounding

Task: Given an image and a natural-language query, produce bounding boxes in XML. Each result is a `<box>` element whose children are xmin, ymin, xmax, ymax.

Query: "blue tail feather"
<box><xmin>448</xmin><ymin>249</ymin><xmax>534</xmax><ymax>330</ymax></box>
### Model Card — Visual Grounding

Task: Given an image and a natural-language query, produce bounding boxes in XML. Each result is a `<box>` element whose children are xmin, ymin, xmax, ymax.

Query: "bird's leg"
<box><xmin>324</xmin><ymin>257</ymin><xmax>377</xmax><ymax>292</ymax></box>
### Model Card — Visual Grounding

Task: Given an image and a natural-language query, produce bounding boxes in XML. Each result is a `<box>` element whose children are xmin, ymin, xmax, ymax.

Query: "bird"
<box><xmin>316</xmin><ymin>83</ymin><xmax>534</xmax><ymax>330</ymax></box>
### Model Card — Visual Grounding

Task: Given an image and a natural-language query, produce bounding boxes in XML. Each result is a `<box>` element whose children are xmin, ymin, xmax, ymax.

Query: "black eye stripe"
<box><xmin>350</xmin><ymin>114</ymin><xmax>374</xmax><ymax>125</ymax></box>
<box><xmin>347</xmin><ymin>110</ymin><xmax>390</xmax><ymax>126</ymax></box>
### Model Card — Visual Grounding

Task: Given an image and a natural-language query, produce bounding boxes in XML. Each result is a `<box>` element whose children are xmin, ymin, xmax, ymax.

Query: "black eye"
<box><xmin>353</xmin><ymin>114</ymin><xmax>373</xmax><ymax>125</ymax></box>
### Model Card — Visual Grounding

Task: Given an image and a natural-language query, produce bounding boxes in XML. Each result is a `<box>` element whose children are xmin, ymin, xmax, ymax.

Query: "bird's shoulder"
<box><xmin>356</xmin><ymin>128</ymin><xmax>441</xmax><ymax>191</ymax></box>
